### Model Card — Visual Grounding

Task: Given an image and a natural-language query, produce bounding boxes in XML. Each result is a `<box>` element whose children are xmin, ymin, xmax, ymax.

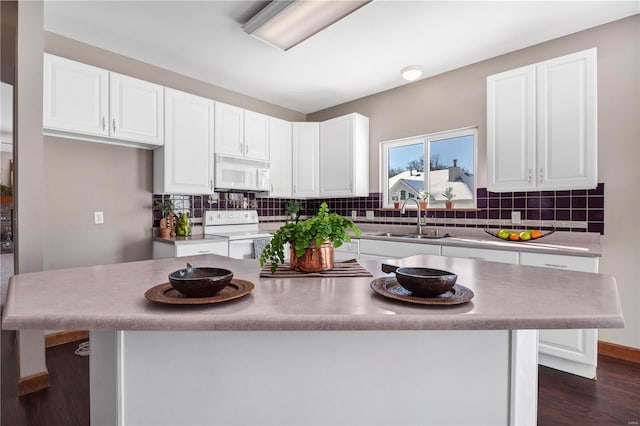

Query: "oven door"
<box><xmin>228</xmin><ymin>239</ymin><xmax>255</xmax><ymax>260</ymax></box>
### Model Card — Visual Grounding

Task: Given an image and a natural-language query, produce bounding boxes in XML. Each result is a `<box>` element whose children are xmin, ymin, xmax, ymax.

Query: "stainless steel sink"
<box><xmin>366</xmin><ymin>232</ymin><xmax>450</xmax><ymax>239</ymax></box>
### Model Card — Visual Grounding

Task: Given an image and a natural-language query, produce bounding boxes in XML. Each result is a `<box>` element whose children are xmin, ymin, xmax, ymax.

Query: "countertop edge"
<box><xmin>2</xmin><ymin>313</ymin><xmax>623</xmax><ymax>332</ymax></box>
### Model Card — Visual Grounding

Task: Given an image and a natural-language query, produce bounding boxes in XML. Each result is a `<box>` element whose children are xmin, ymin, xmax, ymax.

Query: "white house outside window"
<box><xmin>380</xmin><ymin>127</ymin><xmax>477</xmax><ymax>208</ymax></box>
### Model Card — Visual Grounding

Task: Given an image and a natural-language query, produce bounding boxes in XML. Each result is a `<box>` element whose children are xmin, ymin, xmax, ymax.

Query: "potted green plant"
<box><xmin>260</xmin><ymin>202</ymin><xmax>361</xmax><ymax>273</ymax></box>
<box><xmin>153</xmin><ymin>200</ymin><xmax>176</xmax><ymax>238</ymax></box>
<box><xmin>284</xmin><ymin>200</ymin><xmax>301</xmax><ymax>222</ymax></box>
<box><xmin>442</xmin><ymin>186</ymin><xmax>456</xmax><ymax>209</ymax></box>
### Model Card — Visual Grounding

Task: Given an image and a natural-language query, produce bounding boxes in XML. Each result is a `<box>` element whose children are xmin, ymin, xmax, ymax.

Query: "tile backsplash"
<box><xmin>153</xmin><ymin>182</ymin><xmax>605</xmax><ymax>234</ymax></box>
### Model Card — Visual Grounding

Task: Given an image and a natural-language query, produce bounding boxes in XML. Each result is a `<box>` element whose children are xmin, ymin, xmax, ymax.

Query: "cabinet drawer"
<box><xmin>441</xmin><ymin>246</ymin><xmax>518</xmax><ymax>264</ymax></box>
<box><xmin>519</xmin><ymin>252</ymin><xmax>598</xmax><ymax>273</ymax></box>
<box><xmin>175</xmin><ymin>242</ymin><xmax>228</xmax><ymax>258</ymax></box>
<box><xmin>360</xmin><ymin>239</ymin><xmax>440</xmax><ymax>258</ymax></box>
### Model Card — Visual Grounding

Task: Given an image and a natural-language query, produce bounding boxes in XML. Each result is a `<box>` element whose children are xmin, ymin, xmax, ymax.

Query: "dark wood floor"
<box><xmin>2</xmin><ymin>329</ymin><xmax>639</xmax><ymax>425</ymax></box>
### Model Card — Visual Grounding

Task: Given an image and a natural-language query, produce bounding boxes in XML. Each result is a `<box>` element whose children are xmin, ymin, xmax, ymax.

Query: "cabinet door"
<box><xmin>441</xmin><ymin>246</ymin><xmax>519</xmax><ymax>264</ymax></box>
<box><xmin>292</xmin><ymin>122</ymin><xmax>319</xmax><ymax>198</ymax></box>
<box><xmin>320</xmin><ymin>115</ymin><xmax>353</xmax><ymax>196</ymax></box>
<box><xmin>110</xmin><ymin>72</ymin><xmax>164</xmax><ymax>146</ymax></box>
<box><xmin>244</xmin><ymin>110</ymin><xmax>269</xmax><ymax>161</ymax></box>
<box><xmin>43</xmin><ymin>54</ymin><xmax>109</xmax><ymax>137</ymax></box>
<box><xmin>536</xmin><ymin>48</ymin><xmax>597</xmax><ymax>190</ymax></box>
<box><xmin>158</xmin><ymin>88</ymin><xmax>214</xmax><ymax>194</ymax></box>
<box><xmin>268</xmin><ymin>117</ymin><xmax>292</xmax><ymax>198</ymax></box>
<box><xmin>214</xmin><ymin>102</ymin><xmax>244</xmax><ymax>157</ymax></box>
<box><xmin>486</xmin><ymin>65</ymin><xmax>536</xmax><ymax>192</ymax></box>
<box><xmin>520</xmin><ymin>251</ymin><xmax>599</xmax><ymax>378</ymax></box>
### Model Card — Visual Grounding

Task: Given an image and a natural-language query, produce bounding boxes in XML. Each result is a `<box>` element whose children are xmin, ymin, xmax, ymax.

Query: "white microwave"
<box><xmin>214</xmin><ymin>154</ymin><xmax>270</xmax><ymax>192</ymax></box>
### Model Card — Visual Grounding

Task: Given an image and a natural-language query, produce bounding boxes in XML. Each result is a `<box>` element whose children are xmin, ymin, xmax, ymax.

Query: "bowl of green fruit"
<box><xmin>485</xmin><ymin>229</ymin><xmax>553</xmax><ymax>242</ymax></box>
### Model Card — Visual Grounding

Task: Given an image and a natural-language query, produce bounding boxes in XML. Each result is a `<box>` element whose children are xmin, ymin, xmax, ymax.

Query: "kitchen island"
<box><xmin>2</xmin><ymin>254</ymin><xmax>623</xmax><ymax>426</ymax></box>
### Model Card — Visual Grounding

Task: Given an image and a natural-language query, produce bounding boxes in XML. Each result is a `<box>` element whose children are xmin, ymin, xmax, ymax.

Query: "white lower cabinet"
<box><xmin>152</xmin><ymin>241</ymin><xmax>229</xmax><ymax>259</ymax></box>
<box><xmin>520</xmin><ymin>252</ymin><xmax>599</xmax><ymax>379</ymax></box>
<box><xmin>334</xmin><ymin>240</ymin><xmax>360</xmax><ymax>261</ymax></box>
<box><xmin>360</xmin><ymin>239</ymin><xmax>441</xmax><ymax>259</ymax></box>
<box><xmin>441</xmin><ymin>246</ymin><xmax>519</xmax><ymax>264</ymax></box>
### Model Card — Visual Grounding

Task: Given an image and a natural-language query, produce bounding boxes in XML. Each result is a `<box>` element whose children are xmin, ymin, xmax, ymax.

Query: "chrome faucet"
<box><xmin>400</xmin><ymin>198</ymin><xmax>423</xmax><ymax>234</ymax></box>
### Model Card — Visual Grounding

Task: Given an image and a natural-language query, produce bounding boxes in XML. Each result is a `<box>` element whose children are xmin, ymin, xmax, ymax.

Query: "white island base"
<box><xmin>90</xmin><ymin>329</ymin><xmax>538</xmax><ymax>426</ymax></box>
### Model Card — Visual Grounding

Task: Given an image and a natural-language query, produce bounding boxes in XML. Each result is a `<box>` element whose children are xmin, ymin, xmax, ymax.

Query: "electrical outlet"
<box><xmin>94</xmin><ymin>211</ymin><xmax>104</xmax><ymax>224</ymax></box>
<box><xmin>366</xmin><ymin>210</ymin><xmax>374</xmax><ymax>220</ymax></box>
<box><xmin>511</xmin><ymin>211</ymin><xmax>521</xmax><ymax>224</ymax></box>
<box><xmin>351</xmin><ymin>210</ymin><xmax>357</xmax><ymax>219</ymax></box>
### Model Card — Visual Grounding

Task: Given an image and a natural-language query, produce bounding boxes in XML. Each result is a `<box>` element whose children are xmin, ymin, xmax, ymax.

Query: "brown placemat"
<box><xmin>370</xmin><ymin>277</ymin><xmax>474</xmax><ymax>305</ymax></box>
<box><xmin>260</xmin><ymin>259</ymin><xmax>373</xmax><ymax>278</ymax></box>
<box><xmin>145</xmin><ymin>279</ymin><xmax>255</xmax><ymax>305</ymax></box>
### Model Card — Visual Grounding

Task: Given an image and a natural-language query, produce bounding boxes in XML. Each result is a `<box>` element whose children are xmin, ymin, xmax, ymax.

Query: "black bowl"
<box><xmin>395</xmin><ymin>267</ymin><xmax>457</xmax><ymax>297</ymax></box>
<box><xmin>168</xmin><ymin>267</ymin><xmax>233</xmax><ymax>298</ymax></box>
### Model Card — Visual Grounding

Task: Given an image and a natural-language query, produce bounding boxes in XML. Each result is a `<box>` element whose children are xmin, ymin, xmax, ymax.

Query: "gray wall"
<box><xmin>41</xmin><ymin>33</ymin><xmax>306</xmax><ymax>270</ymax></box>
<box><xmin>309</xmin><ymin>16</ymin><xmax>640</xmax><ymax>349</ymax></box>
<box><xmin>42</xmin><ymin>138</ymin><xmax>153</xmax><ymax>269</ymax></box>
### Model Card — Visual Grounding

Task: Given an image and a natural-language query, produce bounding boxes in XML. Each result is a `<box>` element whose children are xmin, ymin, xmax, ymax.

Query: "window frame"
<box><xmin>380</xmin><ymin>126</ymin><xmax>478</xmax><ymax>209</ymax></box>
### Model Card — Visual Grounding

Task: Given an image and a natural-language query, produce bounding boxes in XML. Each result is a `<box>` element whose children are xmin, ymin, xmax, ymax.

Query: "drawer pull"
<box><xmin>197</xmin><ymin>250</ymin><xmax>211</xmax><ymax>254</ymax></box>
<box><xmin>544</xmin><ymin>263</ymin><xmax>567</xmax><ymax>268</ymax></box>
<box><xmin>470</xmin><ymin>256</ymin><xmax>485</xmax><ymax>260</ymax></box>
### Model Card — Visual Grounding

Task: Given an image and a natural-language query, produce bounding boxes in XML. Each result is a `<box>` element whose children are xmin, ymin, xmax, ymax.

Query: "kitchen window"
<box><xmin>380</xmin><ymin>127</ymin><xmax>477</xmax><ymax>208</ymax></box>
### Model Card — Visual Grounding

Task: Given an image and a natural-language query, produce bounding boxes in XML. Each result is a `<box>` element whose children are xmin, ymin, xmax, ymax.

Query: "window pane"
<box><xmin>387</xmin><ymin>142</ymin><xmax>424</xmax><ymax>205</ymax></box>
<box><xmin>428</xmin><ymin>135</ymin><xmax>475</xmax><ymax>202</ymax></box>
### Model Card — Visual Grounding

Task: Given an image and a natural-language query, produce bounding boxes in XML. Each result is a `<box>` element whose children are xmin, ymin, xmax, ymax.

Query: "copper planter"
<box><xmin>290</xmin><ymin>240</ymin><xmax>334</xmax><ymax>272</ymax></box>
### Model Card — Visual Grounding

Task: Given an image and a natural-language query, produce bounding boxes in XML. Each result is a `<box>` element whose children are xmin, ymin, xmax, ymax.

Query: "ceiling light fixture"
<box><xmin>401</xmin><ymin>65</ymin><xmax>423</xmax><ymax>81</ymax></box>
<box><xmin>243</xmin><ymin>0</ymin><xmax>372</xmax><ymax>51</ymax></box>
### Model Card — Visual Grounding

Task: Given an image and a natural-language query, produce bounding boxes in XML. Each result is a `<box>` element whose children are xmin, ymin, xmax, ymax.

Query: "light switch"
<box><xmin>351</xmin><ymin>210</ymin><xmax>357</xmax><ymax>219</ymax></box>
<box><xmin>94</xmin><ymin>211</ymin><xmax>104</xmax><ymax>224</ymax></box>
<box><xmin>366</xmin><ymin>210</ymin><xmax>374</xmax><ymax>220</ymax></box>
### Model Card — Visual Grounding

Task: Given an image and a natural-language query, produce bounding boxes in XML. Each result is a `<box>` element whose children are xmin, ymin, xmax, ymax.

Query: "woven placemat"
<box><xmin>260</xmin><ymin>259</ymin><xmax>373</xmax><ymax>278</ymax></box>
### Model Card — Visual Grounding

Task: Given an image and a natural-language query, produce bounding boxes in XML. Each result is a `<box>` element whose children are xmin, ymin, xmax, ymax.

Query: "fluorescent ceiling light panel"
<box><xmin>244</xmin><ymin>0</ymin><xmax>372</xmax><ymax>51</ymax></box>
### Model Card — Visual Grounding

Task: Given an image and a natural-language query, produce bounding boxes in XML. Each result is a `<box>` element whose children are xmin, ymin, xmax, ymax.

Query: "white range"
<box><xmin>203</xmin><ymin>210</ymin><xmax>272</xmax><ymax>259</ymax></box>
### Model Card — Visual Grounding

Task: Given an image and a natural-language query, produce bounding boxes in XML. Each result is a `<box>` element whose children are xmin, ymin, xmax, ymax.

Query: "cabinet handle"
<box><xmin>539</xmin><ymin>168</ymin><xmax>544</xmax><ymax>183</ymax></box>
<box><xmin>112</xmin><ymin>118</ymin><xmax>116</xmax><ymax>133</ymax></box>
<box><xmin>544</xmin><ymin>263</ymin><xmax>567</xmax><ymax>268</ymax></box>
<box><xmin>102</xmin><ymin>117</ymin><xmax>106</xmax><ymax>131</ymax></box>
<box><xmin>470</xmin><ymin>256</ymin><xmax>485</xmax><ymax>260</ymax></box>
<box><xmin>197</xmin><ymin>250</ymin><xmax>211</xmax><ymax>254</ymax></box>
<box><xmin>349</xmin><ymin>183</ymin><xmax>353</xmax><ymax>191</ymax></box>
<box><xmin>293</xmin><ymin>185</ymin><xmax>296</xmax><ymax>194</ymax></box>
<box><xmin>528</xmin><ymin>169</ymin><xmax>532</xmax><ymax>184</ymax></box>
<box><xmin>270</xmin><ymin>184</ymin><xmax>273</xmax><ymax>192</ymax></box>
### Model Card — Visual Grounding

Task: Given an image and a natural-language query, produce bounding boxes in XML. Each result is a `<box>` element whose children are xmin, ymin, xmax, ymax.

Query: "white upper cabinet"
<box><xmin>292</xmin><ymin>122</ymin><xmax>320</xmax><ymax>198</ymax></box>
<box><xmin>109</xmin><ymin>73</ymin><xmax>164</xmax><ymax>146</ymax></box>
<box><xmin>268</xmin><ymin>117</ymin><xmax>292</xmax><ymax>198</ymax></box>
<box><xmin>43</xmin><ymin>53</ymin><xmax>164</xmax><ymax>149</ymax></box>
<box><xmin>244</xmin><ymin>110</ymin><xmax>270</xmax><ymax>161</ymax></box>
<box><xmin>214</xmin><ymin>102</ymin><xmax>244</xmax><ymax>157</ymax></box>
<box><xmin>43</xmin><ymin>53</ymin><xmax>109</xmax><ymax>137</ymax></box>
<box><xmin>154</xmin><ymin>88</ymin><xmax>214</xmax><ymax>194</ymax></box>
<box><xmin>215</xmin><ymin>102</ymin><xmax>270</xmax><ymax>161</ymax></box>
<box><xmin>536</xmin><ymin>50</ymin><xmax>597</xmax><ymax>190</ymax></box>
<box><xmin>487</xmin><ymin>65</ymin><xmax>536</xmax><ymax>191</ymax></box>
<box><xmin>487</xmin><ymin>48</ymin><xmax>597</xmax><ymax>192</ymax></box>
<box><xmin>319</xmin><ymin>113</ymin><xmax>369</xmax><ymax>197</ymax></box>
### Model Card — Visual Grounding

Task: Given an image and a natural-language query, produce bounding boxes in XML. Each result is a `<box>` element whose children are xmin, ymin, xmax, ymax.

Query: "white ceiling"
<box><xmin>44</xmin><ymin>1</ymin><xmax>639</xmax><ymax>114</ymax></box>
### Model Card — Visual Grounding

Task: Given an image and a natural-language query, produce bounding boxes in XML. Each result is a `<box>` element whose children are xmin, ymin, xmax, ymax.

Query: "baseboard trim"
<box><xmin>18</xmin><ymin>371</ymin><xmax>49</xmax><ymax>396</ymax></box>
<box><xmin>45</xmin><ymin>330</ymin><xmax>89</xmax><ymax>348</ymax></box>
<box><xmin>599</xmin><ymin>341</ymin><xmax>640</xmax><ymax>364</ymax></box>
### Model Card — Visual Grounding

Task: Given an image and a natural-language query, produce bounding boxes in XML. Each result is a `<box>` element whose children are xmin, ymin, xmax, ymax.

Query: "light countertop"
<box><xmin>2</xmin><ymin>253</ymin><xmax>622</xmax><ymax>332</ymax></box>
<box><xmin>259</xmin><ymin>223</ymin><xmax>602</xmax><ymax>257</ymax></box>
